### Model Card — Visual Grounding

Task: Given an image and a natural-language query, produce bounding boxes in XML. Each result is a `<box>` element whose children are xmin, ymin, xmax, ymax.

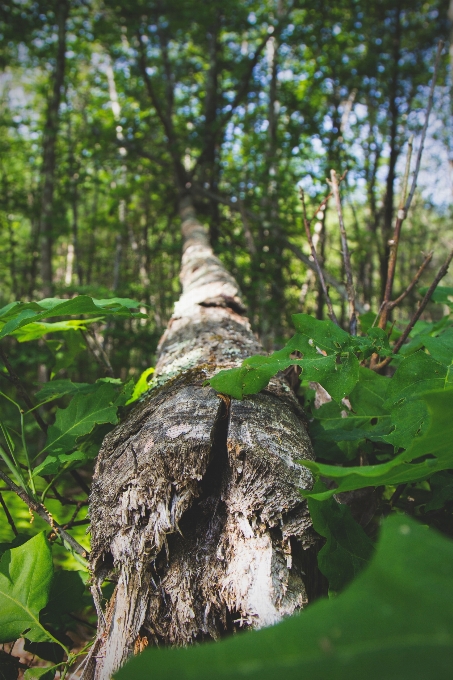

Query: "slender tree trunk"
<box><xmin>380</xmin><ymin>6</ymin><xmax>401</xmax><ymax>299</ymax></box>
<box><xmin>39</xmin><ymin>0</ymin><xmax>69</xmax><ymax>297</ymax></box>
<box><xmin>81</xmin><ymin>195</ymin><xmax>316</xmax><ymax>680</ymax></box>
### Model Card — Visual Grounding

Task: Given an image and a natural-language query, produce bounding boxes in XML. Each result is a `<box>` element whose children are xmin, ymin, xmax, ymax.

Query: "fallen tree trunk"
<box><xmin>81</xmin><ymin>196</ymin><xmax>316</xmax><ymax>680</ymax></box>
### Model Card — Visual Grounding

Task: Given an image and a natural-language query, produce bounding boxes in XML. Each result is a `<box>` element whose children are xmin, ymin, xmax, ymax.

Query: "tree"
<box><xmin>0</xmin><ymin>2</ymin><xmax>452</xmax><ymax>678</ymax></box>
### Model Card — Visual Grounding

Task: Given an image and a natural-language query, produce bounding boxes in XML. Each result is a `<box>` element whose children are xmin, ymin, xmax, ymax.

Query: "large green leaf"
<box><xmin>304</xmin><ymin>388</ymin><xmax>453</xmax><ymax>500</ymax></box>
<box><xmin>309</xmin><ymin>367</ymin><xmax>393</xmax><ymax>459</ymax></box>
<box><xmin>12</xmin><ymin>318</ymin><xmax>99</xmax><ymax>343</ymax></box>
<box><xmin>0</xmin><ymin>533</ymin><xmax>55</xmax><ymax>644</ymax></box>
<box><xmin>307</xmin><ymin>482</ymin><xmax>374</xmax><ymax>592</ymax></box>
<box><xmin>35</xmin><ymin>380</ymin><xmax>95</xmax><ymax>404</ymax></box>
<box><xmin>116</xmin><ymin>515</ymin><xmax>453</xmax><ymax>680</ymax></box>
<box><xmin>209</xmin><ymin>315</ymin><xmax>388</xmax><ymax>402</ymax></box>
<box><xmin>0</xmin><ymin>296</ymin><xmax>146</xmax><ymax>340</ymax></box>
<box><xmin>40</xmin><ymin>383</ymin><xmax>118</xmax><ymax>456</ymax></box>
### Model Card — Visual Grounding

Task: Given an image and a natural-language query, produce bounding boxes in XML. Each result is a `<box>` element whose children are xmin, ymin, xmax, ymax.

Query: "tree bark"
<box><xmin>81</xmin><ymin>195</ymin><xmax>315</xmax><ymax>680</ymax></box>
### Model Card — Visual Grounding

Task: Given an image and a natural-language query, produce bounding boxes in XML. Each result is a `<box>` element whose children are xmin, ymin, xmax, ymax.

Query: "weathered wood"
<box><xmin>81</xmin><ymin>196</ymin><xmax>315</xmax><ymax>680</ymax></box>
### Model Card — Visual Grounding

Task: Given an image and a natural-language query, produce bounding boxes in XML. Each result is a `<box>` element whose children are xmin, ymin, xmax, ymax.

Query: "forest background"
<box><xmin>1</xmin><ymin>0</ymin><xmax>453</xmax><ymax>678</ymax></box>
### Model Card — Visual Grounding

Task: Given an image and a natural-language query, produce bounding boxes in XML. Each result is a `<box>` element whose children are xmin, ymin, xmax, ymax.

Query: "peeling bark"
<box><xmin>81</xmin><ymin>196</ymin><xmax>315</xmax><ymax>680</ymax></box>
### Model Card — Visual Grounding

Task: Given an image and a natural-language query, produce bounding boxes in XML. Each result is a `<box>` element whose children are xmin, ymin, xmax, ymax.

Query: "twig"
<box><xmin>63</xmin><ymin>518</ymin><xmax>89</xmax><ymax>528</ymax></box>
<box><xmin>389</xmin><ymin>483</ymin><xmax>407</xmax><ymax>508</ymax></box>
<box><xmin>300</xmin><ymin>188</ymin><xmax>339</xmax><ymax>325</ymax></box>
<box><xmin>190</xmin><ymin>183</ymin><xmax>367</xmax><ymax>311</ymax></box>
<box><xmin>372</xmin><ymin>248</ymin><xmax>453</xmax><ymax>371</ymax></box>
<box><xmin>377</xmin><ymin>136</ymin><xmax>414</xmax><ymax>332</ymax></box>
<box><xmin>0</xmin><ymin>491</ymin><xmax>18</xmax><ymax>536</ymax></box>
<box><xmin>70</xmin><ymin>469</ymin><xmax>91</xmax><ymax>496</ymax></box>
<box><xmin>0</xmin><ymin>468</ymin><xmax>89</xmax><ymax>559</ymax></box>
<box><xmin>377</xmin><ymin>42</ymin><xmax>444</xmax><ymax>334</ymax></box>
<box><xmin>81</xmin><ymin>330</ymin><xmax>114</xmax><ymax>378</ymax></box>
<box><xmin>307</xmin><ymin>170</ymin><xmax>347</xmax><ymax>228</ymax></box>
<box><xmin>329</xmin><ymin>169</ymin><xmax>357</xmax><ymax>334</ymax></box>
<box><xmin>62</xmin><ymin>501</ymin><xmax>84</xmax><ymax>529</ymax></box>
<box><xmin>0</xmin><ymin>347</ymin><xmax>47</xmax><ymax>433</ymax></box>
<box><xmin>388</xmin><ymin>251</ymin><xmax>433</xmax><ymax>310</ymax></box>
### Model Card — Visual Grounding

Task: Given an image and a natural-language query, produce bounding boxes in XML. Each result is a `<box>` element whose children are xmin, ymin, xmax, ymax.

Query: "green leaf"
<box><xmin>12</xmin><ymin>318</ymin><xmax>99</xmax><ymax>343</ymax></box>
<box><xmin>423</xmin><ymin>285</ymin><xmax>453</xmax><ymax>308</ymax></box>
<box><xmin>35</xmin><ymin>380</ymin><xmax>94</xmax><ymax>404</ymax></box>
<box><xmin>0</xmin><ymin>296</ymin><xmax>146</xmax><ymax>340</ymax></box>
<box><xmin>307</xmin><ymin>367</ymin><xmax>392</xmax><ymax>461</ymax></box>
<box><xmin>41</xmin><ymin>570</ymin><xmax>85</xmax><ymax>626</ymax></box>
<box><xmin>307</xmin><ymin>481</ymin><xmax>374</xmax><ymax>592</ymax></box>
<box><xmin>291</xmin><ymin>313</ymin><xmax>351</xmax><ymax>351</ymax></box>
<box><xmin>41</xmin><ymin>383</ymin><xmax>118</xmax><ymax>455</ymax></box>
<box><xmin>48</xmin><ymin>330</ymin><xmax>87</xmax><ymax>378</ymax></box>
<box><xmin>300</xmin><ymin>352</ymin><xmax>359</xmax><ymax>403</ymax></box>
<box><xmin>426</xmin><ymin>471</ymin><xmax>453</xmax><ymax>511</ymax></box>
<box><xmin>384</xmin><ymin>351</ymin><xmax>450</xmax><ymax>407</ymax></box>
<box><xmin>23</xmin><ymin>668</ymin><xmax>56</xmax><ymax>680</ymax></box>
<box><xmin>304</xmin><ymin>388</ymin><xmax>453</xmax><ymax>500</ymax></box>
<box><xmin>33</xmin><ymin>450</ymin><xmax>88</xmax><ymax>477</ymax></box>
<box><xmin>116</xmin><ymin>515</ymin><xmax>453</xmax><ymax>680</ymax></box>
<box><xmin>0</xmin><ymin>533</ymin><xmax>55</xmax><ymax>644</ymax></box>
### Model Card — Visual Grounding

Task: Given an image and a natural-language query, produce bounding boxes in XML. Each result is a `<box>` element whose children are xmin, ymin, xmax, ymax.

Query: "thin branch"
<box><xmin>372</xmin><ymin>248</ymin><xmax>453</xmax><ymax>371</ymax></box>
<box><xmin>377</xmin><ymin>136</ymin><xmax>414</xmax><ymax>331</ymax></box>
<box><xmin>70</xmin><ymin>469</ymin><xmax>91</xmax><ymax>496</ymax></box>
<box><xmin>329</xmin><ymin>169</ymin><xmax>357</xmax><ymax>334</ymax></box>
<box><xmin>300</xmin><ymin>188</ymin><xmax>339</xmax><ymax>325</ymax></box>
<box><xmin>81</xmin><ymin>330</ymin><xmax>114</xmax><ymax>378</ymax></box>
<box><xmin>0</xmin><ymin>491</ymin><xmax>18</xmax><ymax>536</ymax></box>
<box><xmin>377</xmin><ymin>42</ymin><xmax>443</xmax><ymax>334</ymax></box>
<box><xmin>0</xmin><ymin>347</ymin><xmax>47</xmax><ymax>433</ymax></box>
<box><xmin>388</xmin><ymin>251</ymin><xmax>433</xmax><ymax>310</ymax></box>
<box><xmin>61</xmin><ymin>500</ymin><xmax>87</xmax><ymax>530</ymax></box>
<box><xmin>192</xmin><ymin>183</ymin><xmax>367</xmax><ymax>312</ymax></box>
<box><xmin>0</xmin><ymin>468</ymin><xmax>89</xmax><ymax>559</ymax></box>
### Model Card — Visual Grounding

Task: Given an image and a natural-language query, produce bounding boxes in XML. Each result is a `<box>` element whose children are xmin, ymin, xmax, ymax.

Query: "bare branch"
<box><xmin>377</xmin><ymin>136</ymin><xmax>414</xmax><ymax>331</ymax></box>
<box><xmin>81</xmin><ymin>330</ymin><xmax>114</xmax><ymax>378</ymax></box>
<box><xmin>329</xmin><ymin>169</ymin><xmax>357</xmax><ymax>334</ymax></box>
<box><xmin>388</xmin><ymin>251</ymin><xmax>433</xmax><ymax>310</ymax></box>
<box><xmin>372</xmin><ymin>248</ymin><xmax>453</xmax><ymax>371</ymax></box>
<box><xmin>300</xmin><ymin>188</ymin><xmax>339</xmax><ymax>326</ymax></box>
<box><xmin>0</xmin><ymin>469</ymin><xmax>89</xmax><ymax>559</ymax></box>
<box><xmin>192</xmin><ymin>183</ymin><xmax>367</xmax><ymax>312</ymax></box>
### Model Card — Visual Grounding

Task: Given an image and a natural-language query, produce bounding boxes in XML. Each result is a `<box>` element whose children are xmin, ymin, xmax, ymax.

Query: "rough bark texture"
<box><xmin>81</xmin><ymin>197</ymin><xmax>315</xmax><ymax>680</ymax></box>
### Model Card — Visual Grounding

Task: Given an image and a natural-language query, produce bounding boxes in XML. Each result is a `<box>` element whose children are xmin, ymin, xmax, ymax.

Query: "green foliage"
<box><xmin>116</xmin><ymin>515</ymin><xmax>453</xmax><ymax>680</ymax></box>
<box><xmin>210</xmin><ymin>301</ymin><xmax>453</xmax><ymax>595</ymax></box>
<box><xmin>36</xmin><ymin>382</ymin><xmax>118</xmax><ymax>476</ymax></box>
<box><xmin>307</xmin><ymin>481</ymin><xmax>374</xmax><ymax>592</ymax></box>
<box><xmin>305</xmin><ymin>388</ymin><xmax>453</xmax><ymax>500</ymax></box>
<box><xmin>210</xmin><ymin>313</ymin><xmax>391</xmax><ymax>402</ymax></box>
<box><xmin>0</xmin><ymin>533</ymin><xmax>55</xmax><ymax>645</ymax></box>
<box><xmin>0</xmin><ymin>296</ymin><xmax>145</xmax><ymax>341</ymax></box>
<box><xmin>0</xmin><ymin>295</ymin><xmax>150</xmax><ymax>673</ymax></box>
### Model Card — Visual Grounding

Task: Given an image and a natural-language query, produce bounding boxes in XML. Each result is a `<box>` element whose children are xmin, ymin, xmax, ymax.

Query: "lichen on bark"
<box><xmin>81</xmin><ymin>197</ymin><xmax>316</xmax><ymax>680</ymax></box>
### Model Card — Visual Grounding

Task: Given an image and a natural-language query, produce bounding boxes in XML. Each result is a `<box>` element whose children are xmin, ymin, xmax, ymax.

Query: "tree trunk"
<box><xmin>39</xmin><ymin>0</ymin><xmax>69</xmax><ymax>298</ymax></box>
<box><xmin>81</xmin><ymin>195</ymin><xmax>315</xmax><ymax>680</ymax></box>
